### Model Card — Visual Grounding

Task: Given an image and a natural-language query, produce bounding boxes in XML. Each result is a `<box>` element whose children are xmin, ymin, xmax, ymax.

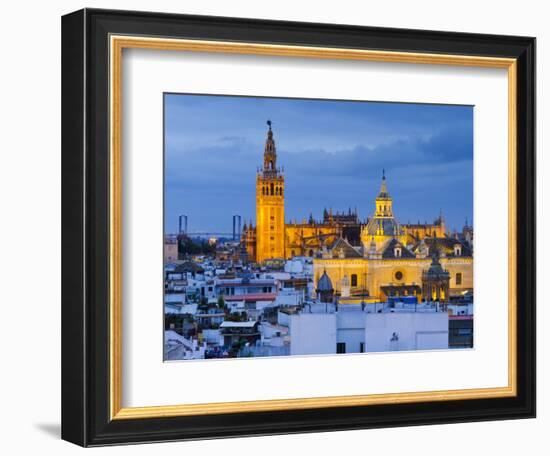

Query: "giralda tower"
<box><xmin>255</xmin><ymin>120</ymin><xmax>285</xmax><ymax>263</ymax></box>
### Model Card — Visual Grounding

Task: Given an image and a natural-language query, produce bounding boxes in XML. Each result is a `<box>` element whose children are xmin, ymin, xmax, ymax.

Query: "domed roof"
<box><xmin>364</xmin><ymin>217</ymin><xmax>402</xmax><ymax>237</ymax></box>
<box><xmin>317</xmin><ymin>269</ymin><xmax>333</xmax><ymax>292</ymax></box>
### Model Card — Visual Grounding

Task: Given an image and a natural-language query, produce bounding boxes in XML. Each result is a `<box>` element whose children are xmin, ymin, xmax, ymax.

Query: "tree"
<box><xmin>217</xmin><ymin>295</ymin><xmax>226</xmax><ymax>309</ymax></box>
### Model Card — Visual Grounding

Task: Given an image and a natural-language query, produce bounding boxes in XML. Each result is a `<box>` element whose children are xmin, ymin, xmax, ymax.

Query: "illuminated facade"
<box><xmin>242</xmin><ymin>122</ymin><xmax>473</xmax><ymax>303</ymax></box>
<box><xmin>313</xmin><ymin>173</ymin><xmax>473</xmax><ymax>302</ymax></box>
<box><xmin>254</xmin><ymin>121</ymin><xmax>286</xmax><ymax>263</ymax></box>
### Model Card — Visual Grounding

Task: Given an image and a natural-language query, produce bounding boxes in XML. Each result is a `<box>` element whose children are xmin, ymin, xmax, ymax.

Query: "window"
<box><xmin>394</xmin><ymin>247</ymin><xmax>402</xmax><ymax>257</ymax></box>
<box><xmin>336</xmin><ymin>342</ymin><xmax>346</xmax><ymax>354</ymax></box>
<box><xmin>456</xmin><ymin>272</ymin><xmax>462</xmax><ymax>285</ymax></box>
<box><xmin>394</xmin><ymin>270</ymin><xmax>403</xmax><ymax>281</ymax></box>
<box><xmin>270</xmin><ymin>183</ymin><xmax>274</xmax><ymax>195</ymax></box>
<box><xmin>351</xmin><ymin>274</ymin><xmax>358</xmax><ymax>287</ymax></box>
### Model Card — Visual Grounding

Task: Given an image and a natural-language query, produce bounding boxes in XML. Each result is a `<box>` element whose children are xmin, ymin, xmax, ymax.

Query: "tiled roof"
<box><xmin>381</xmin><ymin>238</ymin><xmax>415</xmax><ymax>259</ymax></box>
<box><xmin>329</xmin><ymin>237</ymin><xmax>363</xmax><ymax>258</ymax></box>
<box><xmin>413</xmin><ymin>237</ymin><xmax>473</xmax><ymax>257</ymax></box>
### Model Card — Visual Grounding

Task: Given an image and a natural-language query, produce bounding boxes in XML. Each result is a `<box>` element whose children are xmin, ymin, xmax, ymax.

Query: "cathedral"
<box><xmin>241</xmin><ymin>122</ymin><xmax>473</xmax><ymax>302</ymax></box>
<box><xmin>242</xmin><ymin>121</ymin><xmax>357</xmax><ymax>263</ymax></box>
<box><xmin>313</xmin><ymin>172</ymin><xmax>473</xmax><ymax>303</ymax></box>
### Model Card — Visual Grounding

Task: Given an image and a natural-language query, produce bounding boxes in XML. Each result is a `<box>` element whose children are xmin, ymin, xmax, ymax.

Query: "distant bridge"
<box><xmin>185</xmin><ymin>232</ymin><xmax>234</xmax><ymax>237</ymax></box>
<box><xmin>175</xmin><ymin>214</ymin><xmax>243</xmax><ymax>239</ymax></box>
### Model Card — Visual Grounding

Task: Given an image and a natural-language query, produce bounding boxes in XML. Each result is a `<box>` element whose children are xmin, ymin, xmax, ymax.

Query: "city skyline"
<box><xmin>164</xmin><ymin>94</ymin><xmax>473</xmax><ymax>234</ymax></box>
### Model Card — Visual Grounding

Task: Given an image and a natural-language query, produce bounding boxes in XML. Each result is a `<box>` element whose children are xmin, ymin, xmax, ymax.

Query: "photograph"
<box><xmin>163</xmin><ymin>94</ymin><xmax>475</xmax><ymax>361</ymax></box>
<box><xmin>56</xmin><ymin>5</ymin><xmax>536</xmax><ymax>447</ymax></box>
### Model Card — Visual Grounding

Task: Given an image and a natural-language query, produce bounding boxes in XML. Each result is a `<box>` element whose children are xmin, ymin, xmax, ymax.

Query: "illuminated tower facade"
<box><xmin>255</xmin><ymin>121</ymin><xmax>285</xmax><ymax>263</ymax></box>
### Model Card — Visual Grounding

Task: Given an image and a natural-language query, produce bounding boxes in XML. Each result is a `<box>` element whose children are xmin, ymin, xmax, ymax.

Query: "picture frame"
<box><xmin>61</xmin><ymin>8</ymin><xmax>536</xmax><ymax>447</ymax></box>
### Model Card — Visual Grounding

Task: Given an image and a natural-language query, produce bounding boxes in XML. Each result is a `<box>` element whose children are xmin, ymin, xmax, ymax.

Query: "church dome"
<box><xmin>364</xmin><ymin>217</ymin><xmax>402</xmax><ymax>237</ymax></box>
<box><xmin>317</xmin><ymin>270</ymin><xmax>333</xmax><ymax>292</ymax></box>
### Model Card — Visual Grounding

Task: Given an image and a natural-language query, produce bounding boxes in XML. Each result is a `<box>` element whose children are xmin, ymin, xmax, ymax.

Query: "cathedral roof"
<box><xmin>413</xmin><ymin>237</ymin><xmax>472</xmax><ymax>258</ymax></box>
<box><xmin>381</xmin><ymin>238</ymin><xmax>415</xmax><ymax>259</ymax></box>
<box><xmin>329</xmin><ymin>237</ymin><xmax>363</xmax><ymax>258</ymax></box>
<box><xmin>317</xmin><ymin>270</ymin><xmax>334</xmax><ymax>292</ymax></box>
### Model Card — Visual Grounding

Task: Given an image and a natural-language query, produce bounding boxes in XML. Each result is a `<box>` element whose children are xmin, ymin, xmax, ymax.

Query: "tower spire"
<box><xmin>378</xmin><ymin>169</ymin><xmax>389</xmax><ymax>198</ymax></box>
<box><xmin>263</xmin><ymin>120</ymin><xmax>277</xmax><ymax>174</ymax></box>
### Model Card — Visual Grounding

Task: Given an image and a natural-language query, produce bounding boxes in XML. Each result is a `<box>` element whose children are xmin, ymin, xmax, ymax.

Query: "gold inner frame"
<box><xmin>109</xmin><ymin>35</ymin><xmax>517</xmax><ymax>420</ymax></box>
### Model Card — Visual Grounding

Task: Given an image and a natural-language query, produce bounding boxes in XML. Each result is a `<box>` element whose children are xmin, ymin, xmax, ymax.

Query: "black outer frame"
<box><xmin>61</xmin><ymin>8</ymin><xmax>536</xmax><ymax>447</ymax></box>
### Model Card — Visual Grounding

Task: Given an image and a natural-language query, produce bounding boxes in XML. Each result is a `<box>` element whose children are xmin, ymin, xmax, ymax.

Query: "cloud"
<box><xmin>164</xmin><ymin>95</ymin><xmax>473</xmax><ymax>233</ymax></box>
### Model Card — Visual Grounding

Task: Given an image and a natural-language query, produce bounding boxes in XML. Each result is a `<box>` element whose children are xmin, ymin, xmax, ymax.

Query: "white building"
<box><xmin>164</xmin><ymin>330</ymin><xmax>206</xmax><ymax>360</ymax></box>
<box><xmin>289</xmin><ymin>313</ymin><xmax>337</xmax><ymax>356</ymax></box>
<box><xmin>274</xmin><ymin>288</ymin><xmax>305</xmax><ymax>307</ymax></box>
<box><xmin>364</xmin><ymin>311</ymin><xmax>448</xmax><ymax>352</ymax></box>
<box><xmin>287</xmin><ymin>303</ymin><xmax>449</xmax><ymax>355</ymax></box>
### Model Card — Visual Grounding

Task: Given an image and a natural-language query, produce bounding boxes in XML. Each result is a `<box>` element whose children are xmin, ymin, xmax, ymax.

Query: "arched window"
<box><xmin>280</xmin><ymin>187</ymin><xmax>283</xmax><ymax>196</ymax></box>
<box><xmin>262</xmin><ymin>187</ymin><xmax>265</xmax><ymax>195</ymax></box>
<box><xmin>308</xmin><ymin>249</ymin><xmax>314</xmax><ymax>257</ymax></box>
<box><xmin>351</xmin><ymin>274</ymin><xmax>358</xmax><ymax>287</ymax></box>
<box><xmin>270</xmin><ymin>183</ymin><xmax>274</xmax><ymax>195</ymax></box>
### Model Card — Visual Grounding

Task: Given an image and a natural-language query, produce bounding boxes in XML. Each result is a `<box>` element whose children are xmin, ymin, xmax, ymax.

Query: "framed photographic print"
<box><xmin>61</xmin><ymin>8</ymin><xmax>536</xmax><ymax>447</ymax></box>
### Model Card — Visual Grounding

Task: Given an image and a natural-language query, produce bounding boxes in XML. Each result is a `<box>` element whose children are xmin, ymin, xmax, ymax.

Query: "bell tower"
<box><xmin>256</xmin><ymin>120</ymin><xmax>285</xmax><ymax>263</ymax></box>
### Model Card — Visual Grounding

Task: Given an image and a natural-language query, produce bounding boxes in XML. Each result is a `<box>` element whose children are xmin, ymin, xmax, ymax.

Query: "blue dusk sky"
<box><xmin>164</xmin><ymin>94</ymin><xmax>473</xmax><ymax>235</ymax></box>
